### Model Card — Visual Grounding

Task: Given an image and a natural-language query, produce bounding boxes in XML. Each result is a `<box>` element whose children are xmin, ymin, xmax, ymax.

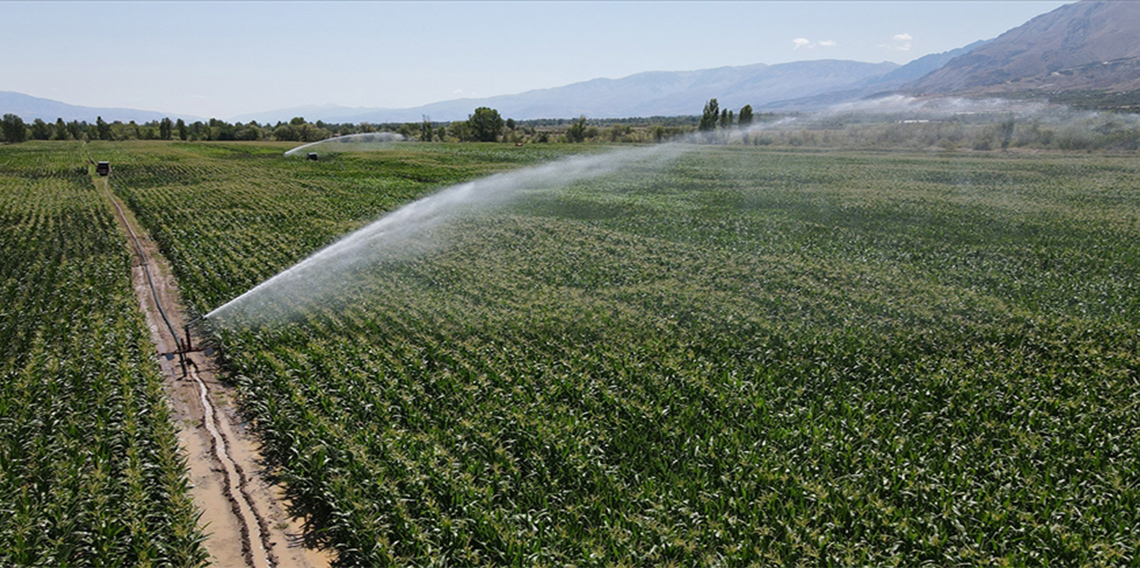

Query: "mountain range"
<box><xmin>233</xmin><ymin>60</ymin><xmax>901</xmax><ymax>124</ymax></box>
<box><xmin>4</xmin><ymin>0</ymin><xmax>1139</xmax><ymax>124</ymax></box>
<box><xmin>907</xmin><ymin>0</ymin><xmax>1140</xmax><ymax>95</ymax></box>
<box><xmin>0</xmin><ymin>91</ymin><xmax>199</xmax><ymax>124</ymax></box>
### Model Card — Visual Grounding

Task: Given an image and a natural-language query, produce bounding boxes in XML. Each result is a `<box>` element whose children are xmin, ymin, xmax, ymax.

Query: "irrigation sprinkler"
<box><xmin>160</xmin><ymin>316</ymin><xmax>218</xmax><ymax>378</ymax></box>
<box><xmin>96</xmin><ymin>168</ymin><xmax>201</xmax><ymax>378</ymax></box>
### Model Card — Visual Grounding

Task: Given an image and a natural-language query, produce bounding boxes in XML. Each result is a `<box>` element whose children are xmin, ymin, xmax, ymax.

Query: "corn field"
<box><xmin>9</xmin><ymin>139</ymin><xmax>1140</xmax><ymax>566</ymax></box>
<box><xmin>0</xmin><ymin>142</ymin><xmax>206</xmax><ymax>567</ymax></box>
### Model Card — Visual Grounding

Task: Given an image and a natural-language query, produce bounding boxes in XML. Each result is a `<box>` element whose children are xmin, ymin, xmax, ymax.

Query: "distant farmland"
<box><xmin>4</xmin><ymin>140</ymin><xmax>1139</xmax><ymax>566</ymax></box>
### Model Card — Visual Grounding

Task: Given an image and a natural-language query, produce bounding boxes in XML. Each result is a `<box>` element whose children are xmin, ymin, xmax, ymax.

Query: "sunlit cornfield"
<box><xmin>7</xmin><ymin>139</ymin><xmax>1140</xmax><ymax>566</ymax></box>
<box><xmin>0</xmin><ymin>142</ymin><xmax>206</xmax><ymax>567</ymax></box>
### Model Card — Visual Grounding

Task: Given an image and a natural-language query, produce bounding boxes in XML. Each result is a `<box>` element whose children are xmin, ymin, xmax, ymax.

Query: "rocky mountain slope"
<box><xmin>907</xmin><ymin>0</ymin><xmax>1140</xmax><ymax>96</ymax></box>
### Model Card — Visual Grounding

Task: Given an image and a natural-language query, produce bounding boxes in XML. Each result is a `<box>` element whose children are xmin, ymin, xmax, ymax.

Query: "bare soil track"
<box><xmin>97</xmin><ymin>175</ymin><xmax>332</xmax><ymax>568</ymax></box>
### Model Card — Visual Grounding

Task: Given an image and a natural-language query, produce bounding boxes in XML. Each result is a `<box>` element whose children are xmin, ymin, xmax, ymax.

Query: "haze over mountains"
<box><xmin>232</xmin><ymin>60</ymin><xmax>901</xmax><ymax>124</ymax></box>
<box><xmin>228</xmin><ymin>38</ymin><xmax>991</xmax><ymax>123</ymax></box>
<box><xmin>0</xmin><ymin>91</ymin><xmax>197</xmax><ymax>124</ymax></box>
<box><xmin>4</xmin><ymin>0</ymin><xmax>1138</xmax><ymax>124</ymax></box>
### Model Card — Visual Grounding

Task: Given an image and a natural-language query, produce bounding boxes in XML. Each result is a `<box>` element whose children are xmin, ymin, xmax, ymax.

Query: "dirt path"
<box><xmin>97</xmin><ymin>175</ymin><xmax>333</xmax><ymax>568</ymax></box>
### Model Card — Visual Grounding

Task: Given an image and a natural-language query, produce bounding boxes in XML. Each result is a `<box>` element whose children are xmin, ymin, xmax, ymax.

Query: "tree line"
<box><xmin>0</xmin><ymin>109</ymin><xmax>700</xmax><ymax>145</ymax></box>
<box><xmin>13</xmin><ymin>98</ymin><xmax>1126</xmax><ymax>151</ymax></box>
<box><xmin>0</xmin><ymin>114</ymin><xmax>265</xmax><ymax>143</ymax></box>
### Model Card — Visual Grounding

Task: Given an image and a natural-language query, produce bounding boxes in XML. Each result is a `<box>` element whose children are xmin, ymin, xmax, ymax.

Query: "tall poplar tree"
<box><xmin>699</xmin><ymin>98</ymin><xmax>719</xmax><ymax>132</ymax></box>
<box><xmin>738</xmin><ymin>105</ymin><xmax>754</xmax><ymax>127</ymax></box>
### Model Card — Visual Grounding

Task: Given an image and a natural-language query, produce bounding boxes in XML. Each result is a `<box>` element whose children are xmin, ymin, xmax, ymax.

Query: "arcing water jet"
<box><xmin>208</xmin><ymin>143</ymin><xmax>689</xmax><ymax>323</ymax></box>
<box><xmin>283</xmin><ymin>132</ymin><xmax>406</xmax><ymax>157</ymax></box>
<box><xmin>214</xmin><ymin>99</ymin><xmax>1110</xmax><ymax>324</ymax></box>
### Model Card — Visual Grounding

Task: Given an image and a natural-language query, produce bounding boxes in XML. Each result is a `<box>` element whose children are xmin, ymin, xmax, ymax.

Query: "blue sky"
<box><xmin>2</xmin><ymin>1</ymin><xmax>1073</xmax><ymax>119</ymax></box>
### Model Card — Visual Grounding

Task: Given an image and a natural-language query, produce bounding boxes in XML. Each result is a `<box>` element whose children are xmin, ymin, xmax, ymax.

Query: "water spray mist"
<box><xmin>211</xmin><ymin>99</ymin><xmax>1089</xmax><ymax>324</ymax></box>
<box><xmin>208</xmin><ymin>142</ymin><xmax>695</xmax><ymax>322</ymax></box>
<box><xmin>283</xmin><ymin>132</ymin><xmax>406</xmax><ymax>157</ymax></box>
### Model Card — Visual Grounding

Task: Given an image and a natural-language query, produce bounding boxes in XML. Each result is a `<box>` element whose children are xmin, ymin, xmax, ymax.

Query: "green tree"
<box><xmin>467</xmin><ymin>107</ymin><xmax>503</xmax><ymax>142</ymax></box>
<box><xmin>397</xmin><ymin>122</ymin><xmax>419</xmax><ymax>139</ymax></box>
<box><xmin>998</xmin><ymin>117</ymin><xmax>1015</xmax><ymax>150</ymax></box>
<box><xmin>609</xmin><ymin>124</ymin><xmax>633</xmax><ymax>142</ymax></box>
<box><xmin>738</xmin><ymin>105</ymin><xmax>754</xmax><ymax>128</ymax></box>
<box><xmin>719</xmin><ymin>109</ymin><xmax>734</xmax><ymax>130</ymax></box>
<box><xmin>67</xmin><ymin>120</ymin><xmax>84</xmax><ymax>140</ymax></box>
<box><xmin>235</xmin><ymin>123</ymin><xmax>263</xmax><ymax>141</ymax></box>
<box><xmin>421</xmin><ymin>115</ymin><xmax>433</xmax><ymax>142</ymax></box>
<box><xmin>54</xmin><ymin>118</ymin><xmax>69</xmax><ymax>140</ymax></box>
<box><xmin>96</xmin><ymin>116</ymin><xmax>111</xmax><ymax>140</ymax></box>
<box><xmin>209</xmin><ymin>118</ymin><xmax>235</xmax><ymax>140</ymax></box>
<box><xmin>448</xmin><ymin>121</ymin><xmax>470</xmax><ymax>142</ymax></box>
<box><xmin>176</xmin><ymin>118</ymin><xmax>188</xmax><ymax>141</ymax></box>
<box><xmin>300</xmin><ymin>124</ymin><xmax>330</xmax><ymax>142</ymax></box>
<box><xmin>273</xmin><ymin>124</ymin><xmax>300</xmax><ymax>142</ymax></box>
<box><xmin>31</xmin><ymin>118</ymin><xmax>52</xmax><ymax>140</ymax></box>
<box><xmin>2</xmin><ymin>114</ymin><xmax>27</xmax><ymax>143</ymax></box>
<box><xmin>566</xmin><ymin>115</ymin><xmax>588</xmax><ymax>143</ymax></box>
<box><xmin>506</xmin><ymin>118</ymin><xmax>516</xmax><ymax>130</ymax></box>
<box><xmin>698</xmin><ymin>98</ymin><xmax>719</xmax><ymax>132</ymax></box>
<box><xmin>159</xmin><ymin>117</ymin><xmax>173</xmax><ymax>140</ymax></box>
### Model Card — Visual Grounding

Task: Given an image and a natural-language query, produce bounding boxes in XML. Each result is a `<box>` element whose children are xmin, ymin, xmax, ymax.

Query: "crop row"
<box><xmin>97</xmin><ymin>141</ymin><xmax>584</xmax><ymax>315</ymax></box>
<box><xmin>0</xmin><ymin>142</ymin><xmax>206</xmax><ymax>567</ymax></box>
<box><xmin>107</xmin><ymin>141</ymin><xmax>1140</xmax><ymax>566</ymax></box>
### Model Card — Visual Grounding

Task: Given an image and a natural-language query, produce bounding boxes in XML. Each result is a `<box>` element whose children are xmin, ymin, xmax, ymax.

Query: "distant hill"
<box><xmin>0</xmin><ymin>91</ymin><xmax>196</xmax><ymax>123</ymax></box>
<box><xmin>876</xmin><ymin>40</ymin><xmax>992</xmax><ymax>86</ymax></box>
<box><xmin>235</xmin><ymin>60</ymin><xmax>900</xmax><ymax>124</ymax></box>
<box><xmin>762</xmin><ymin>40</ymin><xmax>991</xmax><ymax>111</ymax></box>
<box><xmin>906</xmin><ymin>0</ymin><xmax>1140</xmax><ymax>97</ymax></box>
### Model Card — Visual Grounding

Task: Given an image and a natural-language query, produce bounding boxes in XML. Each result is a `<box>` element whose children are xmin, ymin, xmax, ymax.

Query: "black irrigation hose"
<box><xmin>95</xmin><ymin>163</ymin><xmax>183</xmax><ymax>349</ymax></box>
<box><xmin>92</xmin><ymin>158</ymin><xmax>272</xmax><ymax>567</ymax></box>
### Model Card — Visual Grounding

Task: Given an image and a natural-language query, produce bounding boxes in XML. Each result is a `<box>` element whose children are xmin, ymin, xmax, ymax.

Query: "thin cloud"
<box><xmin>792</xmin><ymin>38</ymin><xmax>835</xmax><ymax>50</ymax></box>
<box><xmin>880</xmin><ymin>32</ymin><xmax>913</xmax><ymax>52</ymax></box>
